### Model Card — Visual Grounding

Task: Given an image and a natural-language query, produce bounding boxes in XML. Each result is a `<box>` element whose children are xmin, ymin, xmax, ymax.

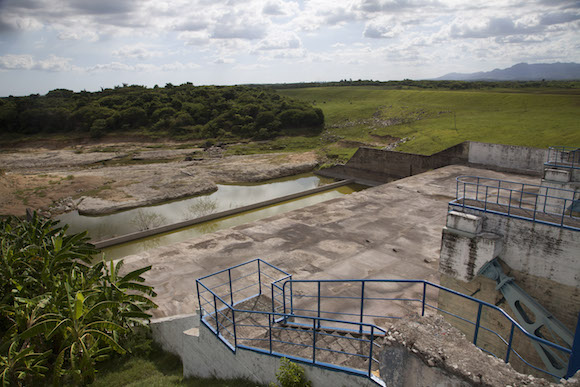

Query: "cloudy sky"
<box><xmin>0</xmin><ymin>0</ymin><xmax>579</xmax><ymax>96</ymax></box>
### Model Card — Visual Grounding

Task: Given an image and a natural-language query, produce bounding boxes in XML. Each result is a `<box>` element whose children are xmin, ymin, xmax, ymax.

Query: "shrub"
<box><xmin>272</xmin><ymin>358</ymin><xmax>312</xmax><ymax>387</ymax></box>
<box><xmin>0</xmin><ymin>212</ymin><xmax>157</xmax><ymax>385</ymax></box>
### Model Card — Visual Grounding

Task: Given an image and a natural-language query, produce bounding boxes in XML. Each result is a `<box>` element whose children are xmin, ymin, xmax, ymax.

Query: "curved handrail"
<box><xmin>281</xmin><ymin>278</ymin><xmax>571</xmax><ymax>355</ymax></box>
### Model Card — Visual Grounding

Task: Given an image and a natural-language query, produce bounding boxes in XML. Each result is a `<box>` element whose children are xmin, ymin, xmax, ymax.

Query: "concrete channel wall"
<box><xmin>468</xmin><ymin>142</ymin><xmax>547</xmax><ymax>175</ymax></box>
<box><xmin>330</xmin><ymin>141</ymin><xmax>547</xmax><ymax>184</ymax></box>
<box><xmin>438</xmin><ymin>208</ymin><xmax>580</xmax><ymax>378</ymax></box>
<box><xmin>93</xmin><ymin>179</ymin><xmax>353</xmax><ymax>249</ymax></box>
<box><xmin>344</xmin><ymin>142</ymin><xmax>469</xmax><ymax>180</ymax></box>
<box><xmin>150</xmin><ymin>314</ymin><xmax>378</xmax><ymax>387</ymax></box>
<box><xmin>439</xmin><ymin>208</ymin><xmax>580</xmax><ymax>328</ymax></box>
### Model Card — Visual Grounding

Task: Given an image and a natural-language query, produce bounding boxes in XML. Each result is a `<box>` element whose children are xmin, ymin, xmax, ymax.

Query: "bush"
<box><xmin>0</xmin><ymin>212</ymin><xmax>157</xmax><ymax>385</ymax></box>
<box><xmin>272</xmin><ymin>358</ymin><xmax>311</xmax><ymax>387</ymax></box>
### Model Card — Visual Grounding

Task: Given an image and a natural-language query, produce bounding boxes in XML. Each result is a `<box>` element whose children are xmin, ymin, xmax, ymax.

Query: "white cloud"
<box><xmin>0</xmin><ymin>54</ymin><xmax>35</xmax><ymax>70</ymax></box>
<box><xmin>0</xmin><ymin>0</ymin><xmax>580</xmax><ymax>95</ymax></box>
<box><xmin>263</xmin><ymin>0</ymin><xmax>299</xmax><ymax>16</ymax></box>
<box><xmin>87</xmin><ymin>61</ymin><xmax>200</xmax><ymax>72</ymax></box>
<box><xmin>255</xmin><ymin>31</ymin><xmax>301</xmax><ymax>50</ymax></box>
<box><xmin>57</xmin><ymin>29</ymin><xmax>99</xmax><ymax>41</ymax></box>
<box><xmin>88</xmin><ymin>62</ymin><xmax>134</xmax><ymax>72</ymax></box>
<box><xmin>234</xmin><ymin>63</ymin><xmax>268</xmax><ymax>71</ymax></box>
<box><xmin>210</xmin><ymin>11</ymin><xmax>269</xmax><ymax>40</ymax></box>
<box><xmin>214</xmin><ymin>57</ymin><xmax>235</xmax><ymax>64</ymax></box>
<box><xmin>0</xmin><ymin>54</ymin><xmax>75</xmax><ymax>71</ymax></box>
<box><xmin>449</xmin><ymin>17</ymin><xmax>539</xmax><ymax>39</ymax></box>
<box><xmin>178</xmin><ymin>31</ymin><xmax>211</xmax><ymax>46</ymax></box>
<box><xmin>35</xmin><ymin>55</ymin><xmax>75</xmax><ymax>71</ymax></box>
<box><xmin>363</xmin><ymin>18</ymin><xmax>403</xmax><ymax>38</ymax></box>
<box><xmin>113</xmin><ymin>45</ymin><xmax>162</xmax><ymax>59</ymax></box>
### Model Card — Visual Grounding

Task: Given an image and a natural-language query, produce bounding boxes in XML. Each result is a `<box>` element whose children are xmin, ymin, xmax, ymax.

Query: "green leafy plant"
<box><xmin>0</xmin><ymin>211</ymin><xmax>157</xmax><ymax>385</ymax></box>
<box><xmin>272</xmin><ymin>358</ymin><xmax>312</xmax><ymax>387</ymax></box>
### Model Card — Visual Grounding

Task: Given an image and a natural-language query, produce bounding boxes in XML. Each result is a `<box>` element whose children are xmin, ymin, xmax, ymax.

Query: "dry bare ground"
<box><xmin>0</xmin><ymin>142</ymin><xmax>318</xmax><ymax>217</ymax></box>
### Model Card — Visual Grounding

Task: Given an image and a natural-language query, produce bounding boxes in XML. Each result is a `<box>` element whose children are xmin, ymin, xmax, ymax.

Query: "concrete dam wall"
<box><xmin>322</xmin><ymin>141</ymin><xmax>548</xmax><ymax>184</ymax></box>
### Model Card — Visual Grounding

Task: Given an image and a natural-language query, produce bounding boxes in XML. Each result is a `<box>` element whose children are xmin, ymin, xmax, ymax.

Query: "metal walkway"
<box><xmin>196</xmin><ymin>259</ymin><xmax>579</xmax><ymax>383</ymax></box>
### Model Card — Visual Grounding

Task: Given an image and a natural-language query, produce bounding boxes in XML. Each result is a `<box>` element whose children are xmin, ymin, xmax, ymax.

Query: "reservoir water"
<box><xmin>56</xmin><ymin>173</ymin><xmax>364</xmax><ymax>260</ymax></box>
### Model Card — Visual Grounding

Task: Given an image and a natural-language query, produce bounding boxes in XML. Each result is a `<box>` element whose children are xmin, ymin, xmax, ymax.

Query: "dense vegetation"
<box><xmin>0</xmin><ymin>84</ymin><xmax>324</xmax><ymax>141</ymax></box>
<box><xmin>0</xmin><ymin>213</ymin><xmax>157</xmax><ymax>385</ymax></box>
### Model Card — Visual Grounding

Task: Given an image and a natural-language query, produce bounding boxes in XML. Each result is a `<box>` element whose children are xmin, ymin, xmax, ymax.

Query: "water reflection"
<box><xmin>57</xmin><ymin>173</ymin><xmax>335</xmax><ymax>241</ymax></box>
<box><xmin>101</xmin><ymin>184</ymin><xmax>363</xmax><ymax>261</ymax></box>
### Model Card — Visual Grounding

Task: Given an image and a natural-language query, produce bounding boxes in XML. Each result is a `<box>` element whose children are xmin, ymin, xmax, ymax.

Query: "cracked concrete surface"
<box><xmin>122</xmin><ymin>164</ymin><xmax>539</xmax><ymax>318</ymax></box>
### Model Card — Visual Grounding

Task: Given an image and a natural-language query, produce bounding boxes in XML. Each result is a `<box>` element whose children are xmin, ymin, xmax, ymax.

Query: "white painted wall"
<box><xmin>460</xmin><ymin>208</ymin><xmax>580</xmax><ymax>288</ymax></box>
<box><xmin>150</xmin><ymin>314</ymin><xmax>379</xmax><ymax>387</ymax></box>
<box><xmin>468</xmin><ymin>142</ymin><xmax>547</xmax><ymax>174</ymax></box>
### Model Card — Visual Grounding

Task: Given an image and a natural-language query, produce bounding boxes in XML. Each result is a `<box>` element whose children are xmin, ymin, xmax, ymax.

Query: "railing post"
<box><xmin>562</xmin><ymin>199</ymin><xmax>567</xmax><ymax>227</ymax></box>
<box><xmin>368</xmin><ymin>326</ymin><xmax>375</xmax><ymax>378</ymax></box>
<box><xmin>484</xmin><ymin>186</ymin><xmax>488</xmax><ymax>212</ymax></box>
<box><xmin>497</xmin><ymin>180</ymin><xmax>501</xmax><ymax>204</ymax></box>
<box><xmin>269</xmin><ymin>314</ymin><xmax>273</xmax><ymax>354</ymax></box>
<box><xmin>533</xmin><ymin>194</ymin><xmax>538</xmax><ymax>221</ymax></box>
<box><xmin>566</xmin><ymin>313</ymin><xmax>580</xmax><ymax>379</ymax></box>
<box><xmin>421</xmin><ymin>282</ymin><xmax>427</xmax><ymax>316</ymax></box>
<box><xmin>258</xmin><ymin>260</ymin><xmax>262</xmax><ymax>296</ymax></box>
<box><xmin>271</xmin><ymin>283</ymin><xmax>276</xmax><ymax>314</ymax></box>
<box><xmin>473</xmin><ymin>303</ymin><xmax>483</xmax><ymax>346</ymax></box>
<box><xmin>543</xmin><ymin>187</ymin><xmax>548</xmax><ymax>213</ymax></box>
<box><xmin>231</xmin><ymin>307</ymin><xmax>237</xmax><ymax>349</ymax></box>
<box><xmin>317</xmin><ymin>282</ymin><xmax>321</xmax><ymax>329</ymax></box>
<box><xmin>214</xmin><ymin>294</ymin><xmax>219</xmax><ymax>336</ymax></box>
<box><xmin>505</xmin><ymin>322</ymin><xmax>515</xmax><ymax>363</ymax></box>
<box><xmin>507</xmin><ymin>190</ymin><xmax>513</xmax><ymax>216</ymax></box>
<box><xmin>290</xmin><ymin>280</ymin><xmax>294</xmax><ymax>315</ymax></box>
<box><xmin>228</xmin><ymin>269</ymin><xmax>234</xmax><ymax>305</ymax></box>
<box><xmin>476</xmin><ymin>177</ymin><xmax>480</xmax><ymax>201</ymax></box>
<box><xmin>196</xmin><ymin>281</ymin><xmax>202</xmax><ymax>322</ymax></box>
<box><xmin>359</xmin><ymin>281</ymin><xmax>365</xmax><ymax>334</ymax></box>
<box><xmin>312</xmin><ymin>319</ymin><xmax>317</xmax><ymax>364</ymax></box>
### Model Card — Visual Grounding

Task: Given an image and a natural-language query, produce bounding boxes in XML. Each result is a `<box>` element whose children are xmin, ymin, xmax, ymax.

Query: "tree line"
<box><xmin>254</xmin><ymin>79</ymin><xmax>580</xmax><ymax>90</ymax></box>
<box><xmin>0</xmin><ymin>84</ymin><xmax>325</xmax><ymax>141</ymax></box>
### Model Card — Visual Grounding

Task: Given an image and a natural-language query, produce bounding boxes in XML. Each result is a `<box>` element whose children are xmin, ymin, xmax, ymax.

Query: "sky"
<box><xmin>0</xmin><ymin>0</ymin><xmax>579</xmax><ymax>96</ymax></box>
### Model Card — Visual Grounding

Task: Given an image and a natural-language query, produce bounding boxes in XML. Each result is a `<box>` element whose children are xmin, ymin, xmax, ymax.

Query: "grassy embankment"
<box><xmin>228</xmin><ymin>86</ymin><xmax>580</xmax><ymax>162</ymax></box>
<box><xmin>92</xmin><ymin>338</ymin><xmax>263</xmax><ymax>387</ymax></box>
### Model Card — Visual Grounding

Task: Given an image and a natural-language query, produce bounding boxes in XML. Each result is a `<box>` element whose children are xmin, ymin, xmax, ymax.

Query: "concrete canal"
<box><xmin>55</xmin><ymin>173</ymin><xmax>365</xmax><ymax>260</ymax></box>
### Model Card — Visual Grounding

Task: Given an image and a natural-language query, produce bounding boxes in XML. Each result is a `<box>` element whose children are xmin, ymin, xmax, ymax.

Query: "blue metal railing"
<box><xmin>196</xmin><ymin>260</ymin><xmax>579</xmax><ymax>382</ymax></box>
<box><xmin>546</xmin><ymin>146</ymin><xmax>580</xmax><ymax>170</ymax></box>
<box><xmin>233</xmin><ymin>309</ymin><xmax>386</xmax><ymax>379</ymax></box>
<box><xmin>281</xmin><ymin>279</ymin><xmax>577</xmax><ymax>380</ymax></box>
<box><xmin>450</xmin><ymin>176</ymin><xmax>579</xmax><ymax>230</ymax></box>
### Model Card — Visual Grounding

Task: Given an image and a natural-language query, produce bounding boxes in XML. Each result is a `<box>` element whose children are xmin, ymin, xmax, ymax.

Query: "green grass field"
<box><xmin>276</xmin><ymin>86</ymin><xmax>580</xmax><ymax>156</ymax></box>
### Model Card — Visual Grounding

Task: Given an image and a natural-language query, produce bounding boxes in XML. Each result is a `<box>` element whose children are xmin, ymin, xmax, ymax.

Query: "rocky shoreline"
<box><xmin>0</xmin><ymin>143</ymin><xmax>319</xmax><ymax>217</ymax></box>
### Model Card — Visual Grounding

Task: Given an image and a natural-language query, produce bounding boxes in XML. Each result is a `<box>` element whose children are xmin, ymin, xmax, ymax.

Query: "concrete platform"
<box><xmin>122</xmin><ymin>165</ymin><xmax>539</xmax><ymax>318</ymax></box>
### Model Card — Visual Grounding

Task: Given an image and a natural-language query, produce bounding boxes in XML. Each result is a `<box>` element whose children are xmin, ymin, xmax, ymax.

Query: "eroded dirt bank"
<box><xmin>0</xmin><ymin>143</ymin><xmax>319</xmax><ymax>217</ymax></box>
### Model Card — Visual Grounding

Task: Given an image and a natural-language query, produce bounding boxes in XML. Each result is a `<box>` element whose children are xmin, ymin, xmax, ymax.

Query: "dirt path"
<box><xmin>0</xmin><ymin>143</ymin><xmax>319</xmax><ymax>217</ymax></box>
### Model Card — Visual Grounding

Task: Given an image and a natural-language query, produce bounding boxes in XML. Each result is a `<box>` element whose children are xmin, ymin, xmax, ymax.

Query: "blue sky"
<box><xmin>0</xmin><ymin>0</ymin><xmax>579</xmax><ymax>96</ymax></box>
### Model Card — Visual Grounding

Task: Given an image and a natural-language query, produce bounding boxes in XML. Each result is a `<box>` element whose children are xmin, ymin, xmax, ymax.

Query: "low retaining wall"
<box><xmin>327</xmin><ymin>141</ymin><xmax>546</xmax><ymax>184</ymax></box>
<box><xmin>468</xmin><ymin>142</ymin><xmax>547</xmax><ymax>175</ymax></box>
<box><xmin>344</xmin><ymin>142</ymin><xmax>469</xmax><ymax>180</ymax></box>
<box><xmin>93</xmin><ymin>179</ymin><xmax>353</xmax><ymax>249</ymax></box>
<box><xmin>150</xmin><ymin>314</ymin><xmax>378</xmax><ymax>387</ymax></box>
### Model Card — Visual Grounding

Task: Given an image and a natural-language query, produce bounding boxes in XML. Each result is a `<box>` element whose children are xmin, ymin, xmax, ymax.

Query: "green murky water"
<box><xmin>55</xmin><ymin>173</ymin><xmax>364</xmax><ymax>260</ymax></box>
<box><xmin>100</xmin><ymin>184</ymin><xmax>361</xmax><ymax>260</ymax></box>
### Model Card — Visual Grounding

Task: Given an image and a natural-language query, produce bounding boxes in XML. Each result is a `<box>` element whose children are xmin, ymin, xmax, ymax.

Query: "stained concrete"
<box><xmin>122</xmin><ymin>165</ymin><xmax>540</xmax><ymax>318</ymax></box>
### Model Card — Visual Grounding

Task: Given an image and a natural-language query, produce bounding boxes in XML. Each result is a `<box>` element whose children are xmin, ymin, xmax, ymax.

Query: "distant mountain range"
<box><xmin>434</xmin><ymin>62</ymin><xmax>580</xmax><ymax>81</ymax></box>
